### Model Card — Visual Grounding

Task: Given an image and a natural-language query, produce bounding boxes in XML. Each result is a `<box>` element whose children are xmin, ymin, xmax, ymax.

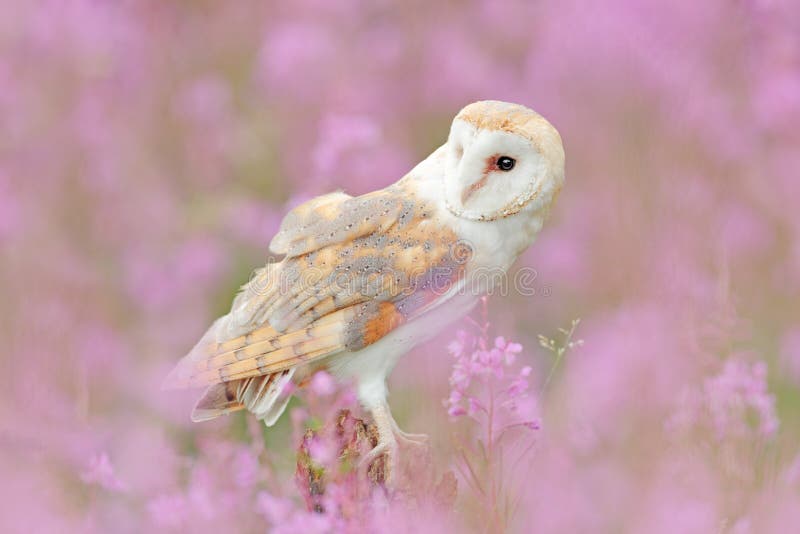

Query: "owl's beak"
<box><xmin>460</xmin><ymin>175</ymin><xmax>488</xmax><ymax>205</ymax></box>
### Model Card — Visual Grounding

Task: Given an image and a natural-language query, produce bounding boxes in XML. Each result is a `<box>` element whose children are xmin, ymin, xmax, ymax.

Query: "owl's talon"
<box><xmin>395</xmin><ymin>430</ymin><xmax>430</xmax><ymax>446</ymax></box>
<box><xmin>360</xmin><ymin>437</ymin><xmax>399</xmax><ymax>486</ymax></box>
<box><xmin>362</xmin><ymin>400</ymin><xmax>434</xmax><ymax>489</ymax></box>
<box><xmin>359</xmin><ymin>439</ymin><xmax>392</xmax><ymax>467</ymax></box>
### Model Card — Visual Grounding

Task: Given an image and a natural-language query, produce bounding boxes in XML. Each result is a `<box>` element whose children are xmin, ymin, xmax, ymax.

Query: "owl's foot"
<box><xmin>360</xmin><ymin>434</ymin><xmax>399</xmax><ymax>486</ymax></box>
<box><xmin>362</xmin><ymin>401</ymin><xmax>431</xmax><ymax>490</ymax></box>
<box><xmin>391</xmin><ymin>418</ymin><xmax>430</xmax><ymax>446</ymax></box>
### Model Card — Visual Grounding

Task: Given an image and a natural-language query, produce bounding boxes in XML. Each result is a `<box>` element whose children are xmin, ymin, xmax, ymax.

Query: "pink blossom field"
<box><xmin>1</xmin><ymin>1</ymin><xmax>799</xmax><ymax>532</ymax></box>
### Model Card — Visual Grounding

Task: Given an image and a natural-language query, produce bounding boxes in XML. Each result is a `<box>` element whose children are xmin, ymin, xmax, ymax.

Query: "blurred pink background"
<box><xmin>1</xmin><ymin>0</ymin><xmax>799</xmax><ymax>532</ymax></box>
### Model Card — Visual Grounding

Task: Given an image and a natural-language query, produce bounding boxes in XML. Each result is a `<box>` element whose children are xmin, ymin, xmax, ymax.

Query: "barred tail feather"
<box><xmin>191</xmin><ymin>382</ymin><xmax>245</xmax><ymax>422</ymax></box>
<box><xmin>189</xmin><ymin>369</ymin><xmax>295</xmax><ymax>425</ymax></box>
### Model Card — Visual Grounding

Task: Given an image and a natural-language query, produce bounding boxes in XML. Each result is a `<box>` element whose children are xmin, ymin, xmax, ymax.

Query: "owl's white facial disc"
<box><xmin>441</xmin><ymin>101</ymin><xmax>565</xmax><ymax>222</ymax></box>
<box><xmin>443</xmin><ymin>121</ymin><xmax>545</xmax><ymax>221</ymax></box>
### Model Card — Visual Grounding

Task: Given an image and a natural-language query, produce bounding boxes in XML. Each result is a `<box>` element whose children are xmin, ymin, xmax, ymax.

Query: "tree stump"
<box><xmin>295</xmin><ymin>409</ymin><xmax>457</xmax><ymax>514</ymax></box>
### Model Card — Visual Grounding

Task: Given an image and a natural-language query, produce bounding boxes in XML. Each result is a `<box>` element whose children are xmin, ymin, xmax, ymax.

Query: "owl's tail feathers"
<box><xmin>162</xmin><ymin>316</ymin><xmax>229</xmax><ymax>391</ymax></box>
<box><xmin>191</xmin><ymin>382</ymin><xmax>245</xmax><ymax>422</ymax></box>
<box><xmin>190</xmin><ymin>369</ymin><xmax>295</xmax><ymax>426</ymax></box>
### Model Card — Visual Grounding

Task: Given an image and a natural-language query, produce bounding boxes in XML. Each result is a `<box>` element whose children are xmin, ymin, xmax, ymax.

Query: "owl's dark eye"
<box><xmin>497</xmin><ymin>156</ymin><xmax>516</xmax><ymax>171</ymax></box>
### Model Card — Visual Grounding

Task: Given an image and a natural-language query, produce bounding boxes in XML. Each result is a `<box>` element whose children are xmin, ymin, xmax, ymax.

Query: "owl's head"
<box><xmin>443</xmin><ymin>101</ymin><xmax>565</xmax><ymax>222</ymax></box>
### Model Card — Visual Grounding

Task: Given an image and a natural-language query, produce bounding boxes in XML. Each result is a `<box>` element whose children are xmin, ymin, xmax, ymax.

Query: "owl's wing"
<box><xmin>269</xmin><ymin>189</ymin><xmax>412</xmax><ymax>258</ymax></box>
<box><xmin>226</xmin><ymin>188</ymin><xmax>415</xmax><ymax>335</ymax></box>
<box><xmin>164</xmin><ymin>187</ymin><xmax>468</xmax><ymax>390</ymax></box>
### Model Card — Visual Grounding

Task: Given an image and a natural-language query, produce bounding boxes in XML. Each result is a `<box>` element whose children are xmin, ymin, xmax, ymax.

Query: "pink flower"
<box><xmin>307</xmin><ymin>436</ymin><xmax>337</xmax><ymax>466</ymax></box>
<box><xmin>81</xmin><ymin>452</ymin><xmax>127</xmax><ymax>493</ymax></box>
<box><xmin>668</xmin><ymin>357</ymin><xmax>779</xmax><ymax>440</ymax></box>
<box><xmin>233</xmin><ymin>449</ymin><xmax>260</xmax><ymax>489</ymax></box>
<box><xmin>705</xmin><ymin>359</ymin><xmax>779</xmax><ymax>439</ymax></box>
<box><xmin>443</xmin><ymin>299</ymin><xmax>544</xmax><ymax>531</ymax></box>
<box><xmin>447</xmin><ymin>404</ymin><xmax>466</xmax><ymax>417</ymax></box>
<box><xmin>446</xmin><ymin>326</ymin><xmax>537</xmax><ymax>427</ymax></box>
<box><xmin>147</xmin><ymin>493</ymin><xmax>188</xmax><ymax>528</ymax></box>
<box><xmin>522</xmin><ymin>420</ymin><xmax>541</xmax><ymax>430</ymax></box>
<box><xmin>258</xmin><ymin>23</ymin><xmax>334</xmax><ymax>97</ymax></box>
<box><xmin>309</xmin><ymin>371</ymin><xmax>336</xmax><ymax>397</ymax></box>
<box><xmin>256</xmin><ymin>492</ymin><xmax>295</xmax><ymax>524</ymax></box>
<box><xmin>273</xmin><ymin>512</ymin><xmax>332</xmax><ymax>534</ymax></box>
<box><xmin>467</xmin><ymin>396</ymin><xmax>484</xmax><ymax>416</ymax></box>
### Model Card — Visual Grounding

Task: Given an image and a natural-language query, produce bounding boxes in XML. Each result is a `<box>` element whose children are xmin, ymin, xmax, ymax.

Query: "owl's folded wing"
<box><xmin>226</xmin><ymin>188</ymin><xmax>414</xmax><ymax>334</ymax></box>
<box><xmin>269</xmin><ymin>189</ymin><xmax>414</xmax><ymax>258</ymax></box>
<box><xmin>166</xmin><ymin>300</ymin><xmax>408</xmax><ymax>388</ymax></box>
<box><xmin>164</xmin><ymin>187</ymin><xmax>468</xmax><ymax>390</ymax></box>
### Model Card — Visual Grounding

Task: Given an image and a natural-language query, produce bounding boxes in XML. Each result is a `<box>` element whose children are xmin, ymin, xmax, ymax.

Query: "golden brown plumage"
<box><xmin>164</xmin><ymin>183</ymin><xmax>467</xmax><ymax>394</ymax></box>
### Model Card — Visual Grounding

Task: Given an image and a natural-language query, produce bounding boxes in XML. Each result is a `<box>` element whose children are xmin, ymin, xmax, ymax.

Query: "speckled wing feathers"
<box><xmin>164</xmin><ymin>185</ymin><xmax>470</xmax><ymax>391</ymax></box>
<box><xmin>269</xmin><ymin>190</ymin><xmax>409</xmax><ymax>258</ymax></box>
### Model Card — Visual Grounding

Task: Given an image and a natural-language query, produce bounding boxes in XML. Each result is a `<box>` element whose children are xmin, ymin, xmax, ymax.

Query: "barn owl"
<box><xmin>164</xmin><ymin>100</ymin><xmax>565</xmax><ymax>482</ymax></box>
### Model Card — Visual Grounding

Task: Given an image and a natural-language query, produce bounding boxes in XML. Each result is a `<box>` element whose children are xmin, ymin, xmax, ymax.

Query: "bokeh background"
<box><xmin>2</xmin><ymin>0</ymin><xmax>799</xmax><ymax>532</ymax></box>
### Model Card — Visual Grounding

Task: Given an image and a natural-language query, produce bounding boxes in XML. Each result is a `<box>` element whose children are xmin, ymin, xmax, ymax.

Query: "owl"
<box><xmin>164</xmin><ymin>100</ymin><xmax>565</xmax><ymax>482</ymax></box>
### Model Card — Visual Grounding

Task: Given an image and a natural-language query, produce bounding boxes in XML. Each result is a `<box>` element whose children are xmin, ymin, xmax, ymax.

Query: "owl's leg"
<box><xmin>360</xmin><ymin>400</ymin><xmax>400</xmax><ymax>484</ymax></box>
<box><xmin>360</xmin><ymin>399</ymin><xmax>431</xmax><ymax>487</ymax></box>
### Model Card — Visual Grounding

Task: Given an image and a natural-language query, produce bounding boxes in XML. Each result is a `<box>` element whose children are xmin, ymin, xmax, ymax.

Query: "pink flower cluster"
<box><xmin>142</xmin><ymin>431</ymin><xmax>272</xmax><ymax>531</ymax></box>
<box><xmin>447</xmin><ymin>331</ymin><xmax>538</xmax><ymax>430</ymax></box>
<box><xmin>669</xmin><ymin>357</ymin><xmax>779</xmax><ymax>441</ymax></box>
<box><xmin>80</xmin><ymin>452</ymin><xmax>127</xmax><ymax>493</ymax></box>
<box><xmin>443</xmin><ymin>300</ymin><xmax>548</xmax><ymax>532</ymax></box>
